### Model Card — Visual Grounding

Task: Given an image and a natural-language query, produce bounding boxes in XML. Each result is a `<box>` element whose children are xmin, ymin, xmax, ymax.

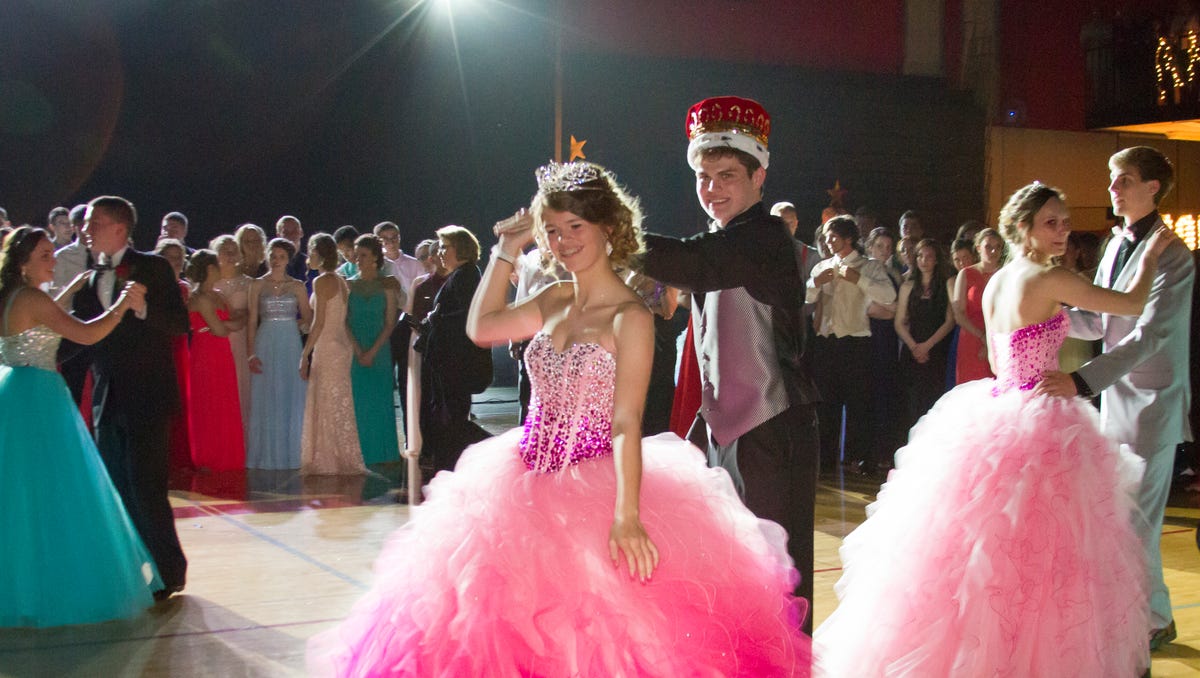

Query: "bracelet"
<box><xmin>491</xmin><ymin>246</ymin><xmax>517</xmax><ymax>266</ymax></box>
<box><xmin>248</xmin><ymin>354</ymin><xmax>259</xmax><ymax>361</ymax></box>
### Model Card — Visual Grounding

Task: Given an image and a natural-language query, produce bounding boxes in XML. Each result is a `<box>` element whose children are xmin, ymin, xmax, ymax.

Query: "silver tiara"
<box><xmin>535</xmin><ymin>161</ymin><xmax>602</xmax><ymax>194</ymax></box>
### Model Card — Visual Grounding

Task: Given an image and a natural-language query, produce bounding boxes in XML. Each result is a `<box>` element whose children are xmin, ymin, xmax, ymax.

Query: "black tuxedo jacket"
<box><xmin>59</xmin><ymin>249</ymin><xmax>189</xmax><ymax>423</ymax></box>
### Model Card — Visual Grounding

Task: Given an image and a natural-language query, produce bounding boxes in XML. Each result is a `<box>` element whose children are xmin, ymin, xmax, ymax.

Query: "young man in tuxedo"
<box><xmin>62</xmin><ymin>195</ymin><xmax>190</xmax><ymax>600</ymax></box>
<box><xmin>1039</xmin><ymin>146</ymin><xmax>1195</xmax><ymax>650</ymax></box>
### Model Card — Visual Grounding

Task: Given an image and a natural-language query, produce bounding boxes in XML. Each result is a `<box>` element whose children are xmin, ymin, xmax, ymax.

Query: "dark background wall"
<box><xmin>0</xmin><ymin>0</ymin><xmax>1029</xmax><ymax>248</ymax></box>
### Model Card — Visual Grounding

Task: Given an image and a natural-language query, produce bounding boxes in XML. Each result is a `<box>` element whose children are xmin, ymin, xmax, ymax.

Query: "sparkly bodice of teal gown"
<box><xmin>0</xmin><ymin>324</ymin><xmax>60</xmax><ymax>370</ymax></box>
<box><xmin>988</xmin><ymin>309</ymin><xmax>1069</xmax><ymax>395</ymax></box>
<box><xmin>347</xmin><ymin>286</ymin><xmax>399</xmax><ymax>464</ymax></box>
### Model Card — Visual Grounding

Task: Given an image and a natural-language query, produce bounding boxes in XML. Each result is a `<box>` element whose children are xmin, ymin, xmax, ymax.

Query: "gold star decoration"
<box><xmin>569</xmin><ymin>135</ymin><xmax>587</xmax><ymax>161</ymax></box>
<box><xmin>826</xmin><ymin>180</ymin><xmax>847</xmax><ymax>207</ymax></box>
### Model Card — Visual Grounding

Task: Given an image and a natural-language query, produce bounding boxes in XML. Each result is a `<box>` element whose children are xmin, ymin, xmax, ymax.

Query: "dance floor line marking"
<box><xmin>0</xmin><ymin>618</ymin><xmax>346</xmax><ymax>654</ymax></box>
<box><xmin>180</xmin><ymin>498</ymin><xmax>370</xmax><ymax>592</ymax></box>
<box><xmin>1163</xmin><ymin>528</ymin><xmax>1196</xmax><ymax>536</ymax></box>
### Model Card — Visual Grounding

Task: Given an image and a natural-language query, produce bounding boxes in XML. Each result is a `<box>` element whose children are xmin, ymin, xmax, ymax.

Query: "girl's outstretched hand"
<box><xmin>1144</xmin><ymin>223</ymin><xmax>1178</xmax><ymax>258</ymax></box>
<box><xmin>609</xmin><ymin>516</ymin><xmax>660</xmax><ymax>583</ymax></box>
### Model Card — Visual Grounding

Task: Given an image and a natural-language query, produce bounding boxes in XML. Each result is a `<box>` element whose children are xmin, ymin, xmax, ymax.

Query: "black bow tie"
<box><xmin>93</xmin><ymin>262</ymin><xmax>115</xmax><ymax>272</ymax></box>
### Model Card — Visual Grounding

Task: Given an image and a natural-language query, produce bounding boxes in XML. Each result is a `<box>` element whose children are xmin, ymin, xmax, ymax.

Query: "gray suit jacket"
<box><xmin>1068</xmin><ymin>219</ymin><xmax>1194</xmax><ymax>450</ymax></box>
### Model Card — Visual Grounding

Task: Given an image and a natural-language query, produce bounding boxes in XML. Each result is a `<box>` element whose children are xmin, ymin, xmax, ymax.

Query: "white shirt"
<box><xmin>52</xmin><ymin>239</ymin><xmax>89</xmax><ymax>297</ymax></box>
<box><xmin>387</xmin><ymin>253</ymin><xmax>425</xmax><ymax>300</ymax></box>
<box><xmin>805</xmin><ymin>250</ymin><xmax>896</xmax><ymax>337</ymax></box>
<box><xmin>96</xmin><ymin>247</ymin><xmax>130</xmax><ymax>309</ymax></box>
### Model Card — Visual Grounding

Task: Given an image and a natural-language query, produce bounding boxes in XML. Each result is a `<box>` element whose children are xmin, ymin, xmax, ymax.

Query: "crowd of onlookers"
<box><xmin>0</xmin><ymin>204</ymin><xmax>486</xmax><ymax>485</ymax></box>
<box><xmin>1</xmin><ymin>196</ymin><xmax>1192</xmax><ymax>491</ymax></box>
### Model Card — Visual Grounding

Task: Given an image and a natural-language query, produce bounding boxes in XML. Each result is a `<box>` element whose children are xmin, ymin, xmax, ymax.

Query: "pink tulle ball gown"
<box><xmin>814</xmin><ymin>310</ymin><xmax>1148</xmax><ymax>677</ymax></box>
<box><xmin>308</xmin><ymin>330</ymin><xmax>812</xmax><ymax>677</ymax></box>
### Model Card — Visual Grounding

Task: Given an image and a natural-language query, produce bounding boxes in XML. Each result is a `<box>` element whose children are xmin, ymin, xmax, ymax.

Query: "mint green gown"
<box><xmin>347</xmin><ymin>282</ymin><xmax>400</xmax><ymax>464</ymax></box>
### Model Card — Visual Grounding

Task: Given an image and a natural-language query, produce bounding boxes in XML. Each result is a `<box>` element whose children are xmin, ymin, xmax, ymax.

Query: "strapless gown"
<box><xmin>814</xmin><ymin>310</ymin><xmax>1148</xmax><ymax>677</ymax></box>
<box><xmin>188</xmin><ymin>309</ymin><xmax>247</xmax><ymax>471</ymax></box>
<box><xmin>307</xmin><ymin>331</ymin><xmax>811</xmax><ymax>676</ymax></box>
<box><xmin>0</xmin><ymin>318</ymin><xmax>161</xmax><ymax>627</ymax></box>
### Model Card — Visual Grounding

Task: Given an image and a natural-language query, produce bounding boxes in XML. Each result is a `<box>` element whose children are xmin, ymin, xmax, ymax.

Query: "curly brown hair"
<box><xmin>531</xmin><ymin>163</ymin><xmax>644</xmax><ymax>270</ymax></box>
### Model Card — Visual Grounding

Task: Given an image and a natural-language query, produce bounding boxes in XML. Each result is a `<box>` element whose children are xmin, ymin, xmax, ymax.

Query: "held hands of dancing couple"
<box><xmin>1034</xmin><ymin>223</ymin><xmax>1177</xmax><ymax>398</ymax></box>
<box><xmin>472</xmin><ymin>206</ymin><xmax>660</xmax><ymax>581</ymax></box>
<box><xmin>6</xmin><ymin>236</ymin><xmax>147</xmax><ymax>341</ymax></box>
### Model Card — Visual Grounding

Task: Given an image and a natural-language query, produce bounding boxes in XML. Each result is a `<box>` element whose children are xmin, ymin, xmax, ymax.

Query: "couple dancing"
<box><xmin>1</xmin><ymin>196</ymin><xmax>188</xmax><ymax>627</ymax></box>
<box><xmin>307</xmin><ymin>101</ymin><xmax>1188</xmax><ymax>677</ymax></box>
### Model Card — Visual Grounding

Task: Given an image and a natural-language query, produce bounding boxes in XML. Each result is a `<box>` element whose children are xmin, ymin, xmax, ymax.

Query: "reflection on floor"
<box><xmin>2</xmin><ymin>386</ymin><xmax>1197</xmax><ymax>677</ymax></box>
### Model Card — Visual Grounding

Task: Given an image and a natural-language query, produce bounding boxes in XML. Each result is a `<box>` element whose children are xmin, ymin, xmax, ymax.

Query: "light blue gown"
<box><xmin>247</xmin><ymin>290</ymin><xmax>307</xmax><ymax>469</ymax></box>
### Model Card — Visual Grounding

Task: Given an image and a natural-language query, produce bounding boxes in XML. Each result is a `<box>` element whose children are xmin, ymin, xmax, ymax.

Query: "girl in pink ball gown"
<box><xmin>307</xmin><ymin>162</ymin><xmax>811</xmax><ymax>677</ymax></box>
<box><xmin>814</xmin><ymin>183</ymin><xmax>1177</xmax><ymax>677</ymax></box>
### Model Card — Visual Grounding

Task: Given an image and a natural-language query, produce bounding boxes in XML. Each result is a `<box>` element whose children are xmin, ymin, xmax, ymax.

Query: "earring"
<box><xmin>605</xmin><ymin>241</ymin><xmax>613</xmax><ymax>256</ymax></box>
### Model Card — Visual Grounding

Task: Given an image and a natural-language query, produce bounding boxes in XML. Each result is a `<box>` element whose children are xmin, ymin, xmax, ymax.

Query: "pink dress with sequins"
<box><xmin>815</xmin><ymin>310</ymin><xmax>1148</xmax><ymax>677</ymax></box>
<box><xmin>308</xmin><ymin>330</ymin><xmax>812</xmax><ymax>677</ymax></box>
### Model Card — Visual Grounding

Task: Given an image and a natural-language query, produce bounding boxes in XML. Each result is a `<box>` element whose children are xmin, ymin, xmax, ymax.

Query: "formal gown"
<box><xmin>347</xmin><ymin>283</ymin><xmax>400</xmax><ymax>465</ymax></box>
<box><xmin>955</xmin><ymin>266</ymin><xmax>995</xmax><ymax>384</ymax></box>
<box><xmin>188</xmin><ymin>309</ymin><xmax>247</xmax><ymax>471</ymax></box>
<box><xmin>899</xmin><ymin>287</ymin><xmax>951</xmax><ymax>429</ymax></box>
<box><xmin>0</xmin><ymin>305</ymin><xmax>162</xmax><ymax>627</ymax></box>
<box><xmin>307</xmin><ymin>330</ymin><xmax>812</xmax><ymax>677</ymax></box>
<box><xmin>168</xmin><ymin>280</ymin><xmax>193</xmax><ymax>472</ymax></box>
<box><xmin>814</xmin><ymin>310</ymin><xmax>1148</xmax><ymax>677</ymax></box>
<box><xmin>213</xmin><ymin>275</ymin><xmax>252</xmax><ymax>434</ymax></box>
<box><xmin>300</xmin><ymin>290</ymin><xmax>366</xmax><ymax>475</ymax></box>
<box><xmin>247</xmin><ymin>290</ymin><xmax>307</xmax><ymax>469</ymax></box>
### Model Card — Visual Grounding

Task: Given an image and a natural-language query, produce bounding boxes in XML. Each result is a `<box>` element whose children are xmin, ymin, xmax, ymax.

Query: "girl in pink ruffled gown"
<box><xmin>307</xmin><ymin>162</ymin><xmax>811</xmax><ymax>677</ymax></box>
<box><xmin>814</xmin><ymin>183</ymin><xmax>1177</xmax><ymax>677</ymax></box>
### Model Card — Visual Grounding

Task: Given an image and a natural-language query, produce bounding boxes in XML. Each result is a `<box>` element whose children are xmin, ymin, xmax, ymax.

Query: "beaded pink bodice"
<box><xmin>519</xmin><ymin>331</ymin><xmax>616</xmax><ymax>473</ymax></box>
<box><xmin>989</xmin><ymin>309</ymin><xmax>1069</xmax><ymax>395</ymax></box>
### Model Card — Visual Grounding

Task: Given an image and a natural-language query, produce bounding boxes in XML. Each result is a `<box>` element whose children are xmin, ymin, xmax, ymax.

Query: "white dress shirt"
<box><xmin>805</xmin><ymin>250</ymin><xmax>896</xmax><ymax>337</ymax></box>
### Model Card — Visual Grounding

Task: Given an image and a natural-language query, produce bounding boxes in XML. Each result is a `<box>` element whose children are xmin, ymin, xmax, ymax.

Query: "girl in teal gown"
<box><xmin>346</xmin><ymin>234</ymin><xmax>401</xmax><ymax>465</ymax></box>
<box><xmin>0</xmin><ymin>227</ymin><xmax>161</xmax><ymax>627</ymax></box>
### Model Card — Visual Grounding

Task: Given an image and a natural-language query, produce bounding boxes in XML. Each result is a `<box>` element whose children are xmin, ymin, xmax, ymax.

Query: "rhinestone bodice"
<box><xmin>260</xmin><ymin>292</ymin><xmax>299</xmax><ymax>322</ymax></box>
<box><xmin>519</xmin><ymin>331</ymin><xmax>616</xmax><ymax>473</ymax></box>
<box><xmin>990</xmin><ymin>309</ymin><xmax>1069</xmax><ymax>395</ymax></box>
<box><xmin>0</xmin><ymin>325</ymin><xmax>61</xmax><ymax>371</ymax></box>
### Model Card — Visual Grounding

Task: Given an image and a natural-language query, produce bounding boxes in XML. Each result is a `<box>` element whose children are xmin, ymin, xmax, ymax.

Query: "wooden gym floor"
<box><xmin>1</xmin><ymin>387</ymin><xmax>1197</xmax><ymax>677</ymax></box>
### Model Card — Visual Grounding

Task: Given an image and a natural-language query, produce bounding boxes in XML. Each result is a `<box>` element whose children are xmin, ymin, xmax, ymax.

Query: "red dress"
<box><xmin>188</xmin><ymin>308</ymin><xmax>246</xmax><ymax>471</ymax></box>
<box><xmin>955</xmin><ymin>266</ymin><xmax>994</xmax><ymax>384</ymax></box>
<box><xmin>169</xmin><ymin>281</ymin><xmax>193</xmax><ymax>472</ymax></box>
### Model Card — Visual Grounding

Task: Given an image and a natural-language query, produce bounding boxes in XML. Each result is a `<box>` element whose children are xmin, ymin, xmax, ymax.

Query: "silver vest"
<box><xmin>694</xmin><ymin>286</ymin><xmax>788</xmax><ymax>446</ymax></box>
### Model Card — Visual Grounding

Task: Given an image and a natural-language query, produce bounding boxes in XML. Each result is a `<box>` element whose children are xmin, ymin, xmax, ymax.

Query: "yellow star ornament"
<box><xmin>569</xmin><ymin>135</ymin><xmax>587</xmax><ymax>161</ymax></box>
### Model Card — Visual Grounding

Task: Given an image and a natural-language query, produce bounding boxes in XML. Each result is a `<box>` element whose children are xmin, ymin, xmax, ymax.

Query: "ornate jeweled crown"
<box><xmin>535</xmin><ymin>161</ymin><xmax>602</xmax><ymax>194</ymax></box>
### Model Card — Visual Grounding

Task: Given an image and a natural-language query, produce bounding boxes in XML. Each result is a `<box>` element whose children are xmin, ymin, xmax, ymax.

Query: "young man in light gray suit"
<box><xmin>1038</xmin><ymin>146</ymin><xmax>1195</xmax><ymax>651</ymax></box>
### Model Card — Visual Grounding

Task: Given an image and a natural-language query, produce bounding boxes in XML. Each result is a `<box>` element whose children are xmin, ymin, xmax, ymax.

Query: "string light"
<box><xmin>1186</xmin><ymin>30</ymin><xmax>1199</xmax><ymax>84</ymax></box>
<box><xmin>1162</xmin><ymin>214</ymin><xmax>1200</xmax><ymax>251</ymax></box>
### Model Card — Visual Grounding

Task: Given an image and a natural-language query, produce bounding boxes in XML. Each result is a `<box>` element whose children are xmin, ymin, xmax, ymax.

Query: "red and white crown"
<box><xmin>686</xmin><ymin>96</ymin><xmax>771</xmax><ymax>170</ymax></box>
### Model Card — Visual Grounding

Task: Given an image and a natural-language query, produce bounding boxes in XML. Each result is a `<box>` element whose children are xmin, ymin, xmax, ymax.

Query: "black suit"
<box><xmin>59</xmin><ymin>249</ymin><xmax>190</xmax><ymax>589</ymax></box>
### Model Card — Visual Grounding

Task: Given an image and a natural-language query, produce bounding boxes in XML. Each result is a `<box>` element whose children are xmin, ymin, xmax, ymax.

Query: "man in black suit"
<box><xmin>63</xmin><ymin>195</ymin><xmax>190</xmax><ymax>599</ymax></box>
<box><xmin>278</xmin><ymin>214</ymin><xmax>314</xmax><ymax>286</ymax></box>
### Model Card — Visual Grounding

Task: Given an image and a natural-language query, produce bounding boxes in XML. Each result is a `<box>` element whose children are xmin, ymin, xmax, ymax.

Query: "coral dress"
<box><xmin>814</xmin><ymin>310</ymin><xmax>1148</xmax><ymax>677</ymax></box>
<box><xmin>954</xmin><ymin>266</ymin><xmax>995</xmax><ymax>384</ymax></box>
<box><xmin>308</xmin><ymin>331</ymin><xmax>811</xmax><ymax>677</ymax></box>
<box><xmin>188</xmin><ymin>309</ymin><xmax>247</xmax><ymax>471</ymax></box>
<box><xmin>0</xmin><ymin>304</ymin><xmax>161</xmax><ymax>627</ymax></box>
